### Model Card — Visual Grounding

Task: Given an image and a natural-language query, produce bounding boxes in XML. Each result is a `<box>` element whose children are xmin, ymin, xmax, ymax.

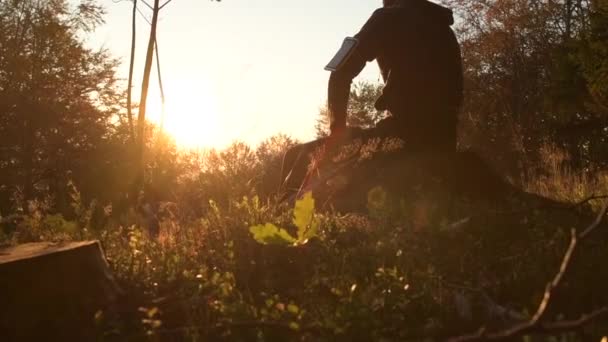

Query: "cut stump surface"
<box><xmin>0</xmin><ymin>240</ymin><xmax>121</xmax><ymax>341</ymax></box>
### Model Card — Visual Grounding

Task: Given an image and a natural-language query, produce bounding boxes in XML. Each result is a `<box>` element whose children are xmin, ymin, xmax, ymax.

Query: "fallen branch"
<box><xmin>448</xmin><ymin>201</ymin><xmax>608</xmax><ymax>342</ymax></box>
<box><xmin>489</xmin><ymin>193</ymin><xmax>608</xmax><ymax>218</ymax></box>
<box><xmin>541</xmin><ymin>307</ymin><xmax>608</xmax><ymax>332</ymax></box>
<box><xmin>570</xmin><ymin>194</ymin><xmax>608</xmax><ymax>210</ymax></box>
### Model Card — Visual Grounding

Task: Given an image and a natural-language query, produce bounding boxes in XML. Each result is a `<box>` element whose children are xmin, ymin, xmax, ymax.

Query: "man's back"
<box><xmin>281</xmin><ymin>0</ymin><xmax>464</xmax><ymax>196</ymax></box>
<box><xmin>360</xmin><ymin>1</ymin><xmax>463</xmax><ymax>115</ymax></box>
<box><xmin>328</xmin><ymin>0</ymin><xmax>463</xmax><ymax>135</ymax></box>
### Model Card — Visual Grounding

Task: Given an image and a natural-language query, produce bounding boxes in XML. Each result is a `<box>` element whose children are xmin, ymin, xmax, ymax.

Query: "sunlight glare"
<box><xmin>149</xmin><ymin>77</ymin><xmax>222</xmax><ymax>149</ymax></box>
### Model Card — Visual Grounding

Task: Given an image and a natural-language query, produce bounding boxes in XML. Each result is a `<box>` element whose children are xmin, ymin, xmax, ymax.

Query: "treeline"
<box><xmin>449</xmin><ymin>0</ymin><xmax>608</xmax><ymax>176</ymax></box>
<box><xmin>1</xmin><ymin>0</ymin><xmax>607</xmax><ymax>220</ymax></box>
<box><xmin>0</xmin><ymin>0</ymin><xmax>295</xmax><ymax>222</ymax></box>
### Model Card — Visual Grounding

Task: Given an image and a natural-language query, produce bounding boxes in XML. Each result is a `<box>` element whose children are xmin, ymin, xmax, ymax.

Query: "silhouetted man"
<box><xmin>280</xmin><ymin>0</ymin><xmax>463</xmax><ymax>196</ymax></box>
<box><xmin>328</xmin><ymin>0</ymin><xmax>463</xmax><ymax>152</ymax></box>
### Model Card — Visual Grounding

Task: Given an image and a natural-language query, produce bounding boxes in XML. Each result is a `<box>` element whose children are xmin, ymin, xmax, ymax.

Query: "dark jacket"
<box><xmin>328</xmin><ymin>0</ymin><xmax>463</xmax><ymax>132</ymax></box>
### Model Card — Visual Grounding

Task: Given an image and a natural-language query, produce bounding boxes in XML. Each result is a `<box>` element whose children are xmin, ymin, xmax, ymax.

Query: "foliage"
<box><xmin>316</xmin><ymin>81</ymin><xmax>388</xmax><ymax>138</ymax></box>
<box><xmin>0</xmin><ymin>1</ymin><xmax>607</xmax><ymax>341</ymax></box>
<box><xmin>249</xmin><ymin>192</ymin><xmax>319</xmax><ymax>246</ymax></box>
<box><xmin>442</xmin><ymin>0</ymin><xmax>608</xmax><ymax>175</ymax></box>
<box><xmin>4</xmin><ymin>169</ymin><xmax>607</xmax><ymax>341</ymax></box>
<box><xmin>0</xmin><ymin>0</ymin><xmax>123</xmax><ymax>213</ymax></box>
<box><xmin>249</xmin><ymin>223</ymin><xmax>297</xmax><ymax>246</ymax></box>
<box><xmin>524</xmin><ymin>144</ymin><xmax>608</xmax><ymax>204</ymax></box>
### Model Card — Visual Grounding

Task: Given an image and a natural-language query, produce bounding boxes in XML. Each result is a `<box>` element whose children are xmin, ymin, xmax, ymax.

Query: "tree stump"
<box><xmin>0</xmin><ymin>241</ymin><xmax>121</xmax><ymax>341</ymax></box>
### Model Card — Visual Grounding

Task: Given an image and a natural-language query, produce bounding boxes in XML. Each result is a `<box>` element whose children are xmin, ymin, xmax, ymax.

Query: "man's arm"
<box><xmin>328</xmin><ymin>9</ymin><xmax>385</xmax><ymax>134</ymax></box>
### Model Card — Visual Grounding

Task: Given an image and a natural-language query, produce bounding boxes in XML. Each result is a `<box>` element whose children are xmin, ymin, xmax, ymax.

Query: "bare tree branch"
<box><xmin>154</xmin><ymin>37</ymin><xmax>166</xmax><ymax>132</ymax></box>
<box><xmin>448</xmin><ymin>201</ymin><xmax>608</xmax><ymax>342</ymax></box>
<box><xmin>541</xmin><ymin>307</ymin><xmax>608</xmax><ymax>332</ymax></box>
<box><xmin>159</xmin><ymin>0</ymin><xmax>174</xmax><ymax>10</ymax></box>
<box><xmin>139</xmin><ymin>0</ymin><xmax>154</xmax><ymax>10</ymax></box>
<box><xmin>135</xmin><ymin>5</ymin><xmax>152</xmax><ymax>25</ymax></box>
<box><xmin>570</xmin><ymin>194</ymin><xmax>608</xmax><ymax>209</ymax></box>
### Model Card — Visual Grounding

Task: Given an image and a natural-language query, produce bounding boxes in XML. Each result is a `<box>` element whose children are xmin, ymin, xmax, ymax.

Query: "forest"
<box><xmin>1</xmin><ymin>0</ymin><xmax>608</xmax><ymax>341</ymax></box>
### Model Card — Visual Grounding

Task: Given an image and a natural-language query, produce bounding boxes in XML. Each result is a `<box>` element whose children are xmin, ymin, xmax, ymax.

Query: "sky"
<box><xmin>90</xmin><ymin>0</ymin><xmax>384</xmax><ymax>148</ymax></box>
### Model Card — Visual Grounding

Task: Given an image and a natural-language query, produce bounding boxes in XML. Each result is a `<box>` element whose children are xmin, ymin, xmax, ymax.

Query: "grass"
<box><xmin>524</xmin><ymin>144</ymin><xmax>608</xmax><ymax>206</ymax></box>
<box><xmin>2</xmin><ymin>147</ymin><xmax>608</xmax><ymax>341</ymax></box>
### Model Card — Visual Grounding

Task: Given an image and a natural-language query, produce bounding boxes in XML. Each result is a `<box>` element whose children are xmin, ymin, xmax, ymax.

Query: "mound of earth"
<box><xmin>282</xmin><ymin>136</ymin><xmax>570</xmax><ymax>217</ymax></box>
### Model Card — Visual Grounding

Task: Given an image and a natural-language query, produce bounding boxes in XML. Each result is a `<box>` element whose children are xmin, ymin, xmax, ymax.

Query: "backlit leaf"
<box><xmin>293</xmin><ymin>192</ymin><xmax>319</xmax><ymax>242</ymax></box>
<box><xmin>249</xmin><ymin>223</ymin><xmax>297</xmax><ymax>246</ymax></box>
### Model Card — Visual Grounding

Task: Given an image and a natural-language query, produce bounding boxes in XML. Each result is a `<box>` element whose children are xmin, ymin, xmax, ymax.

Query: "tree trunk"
<box><xmin>126</xmin><ymin>0</ymin><xmax>137</xmax><ymax>142</ymax></box>
<box><xmin>0</xmin><ymin>241</ymin><xmax>122</xmax><ymax>340</ymax></box>
<box><xmin>136</xmin><ymin>0</ymin><xmax>160</xmax><ymax>191</ymax></box>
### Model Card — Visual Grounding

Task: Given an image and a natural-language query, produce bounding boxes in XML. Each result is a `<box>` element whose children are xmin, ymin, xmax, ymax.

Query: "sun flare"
<box><xmin>148</xmin><ymin>78</ymin><xmax>222</xmax><ymax>149</ymax></box>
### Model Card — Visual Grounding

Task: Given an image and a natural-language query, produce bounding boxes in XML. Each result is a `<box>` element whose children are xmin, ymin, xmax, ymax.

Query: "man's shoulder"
<box><xmin>364</xmin><ymin>7</ymin><xmax>400</xmax><ymax>28</ymax></box>
<box><xmin>369</xmin><ymin>2</ymin><xmax>454</xmax><ymax>27</ymax></box>
<box><xmin>369</xmin><ymin>7</ymin><xmax>398</xmax><ymax>18</ymax></box>
<box><xmin>368</xmin><ymin>6</ymin><xmax>411</xmax><ymax>22</ymax></box>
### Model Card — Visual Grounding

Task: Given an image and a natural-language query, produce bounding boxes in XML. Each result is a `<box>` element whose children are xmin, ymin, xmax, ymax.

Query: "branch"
<box><xmin>541</xmin><ymin>307</ymin><xmax>608</xmax><ymax>332</ymax></box>
<box><xmin>448</xmin><ymin>201</ymin><xmax>608</xmax><ymax>342</ymax></box>
<box><xmin>159</xmin><ymin>0</ymin><xmax>174</xmax><ymax>10</ymax></box>
<box><xmin>570</xmin><ymin>194</ymin><xmax>608</xmax><ymax>210</ymax></box>
<box><xmin>139</xmin><ymin>0</ymin><xmax>154</xmax><ymax>10</ymax></box>
<box><xmin>135</xmin><ymin>5</ymin><xmax>152</xmax><ymax>25</ymax></box>
<box><xmin>579</xmin><ymin>200</ymin><xmax>608</xmax><ymax>238</ymax></box>
<box><xmin>154</xmin><ymin>37</ymin><xmax>166</xmax><ymax>132</ymax></box>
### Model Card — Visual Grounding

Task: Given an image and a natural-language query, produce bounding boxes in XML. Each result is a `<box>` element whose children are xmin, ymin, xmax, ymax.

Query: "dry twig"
<box><xmin>448</xmin><ymin>201</ymin><xmax>608</xmax><ymax>342</ymax></box>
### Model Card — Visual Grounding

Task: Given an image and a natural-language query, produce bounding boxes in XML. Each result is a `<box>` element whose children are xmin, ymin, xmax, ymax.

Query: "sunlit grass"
<box><xmin>524</xmin><ymin>144</ymin><xmax>608</xmax><ymax>206</ymax></box>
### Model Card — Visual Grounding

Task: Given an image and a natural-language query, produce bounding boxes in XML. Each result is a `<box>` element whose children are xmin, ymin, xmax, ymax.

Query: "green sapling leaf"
<box><xmin>293</xmin><ymin>192</ymin><xmax>319</xmax><ymax>242</ymax></box>
<box><xmin>249</xmin><ymin>223</ymin><xmax>297</xmax><ymax>246</ymax></box>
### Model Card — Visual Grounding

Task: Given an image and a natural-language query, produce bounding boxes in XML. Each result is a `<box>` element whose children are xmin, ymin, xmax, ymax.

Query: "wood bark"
<box><xmin>136</xmin><ymin>0</ymin><xmax>160</xmax><ymax>189</ymax></box>
<box><xmin>127</xmin><ymin>0</ymin><xmax>137</xmax><ymax>141</ymax></box>
<box><xmin>0</xmin><ymin>241</ymin><xmax>122</xmax><ymax>340</ymax></box>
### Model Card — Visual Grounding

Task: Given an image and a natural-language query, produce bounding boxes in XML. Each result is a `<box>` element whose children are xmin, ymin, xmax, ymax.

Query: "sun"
<box><xmin>148</xmin><ymin>78</ymin><xmax>223</xmax><ymax>149</ymax></box>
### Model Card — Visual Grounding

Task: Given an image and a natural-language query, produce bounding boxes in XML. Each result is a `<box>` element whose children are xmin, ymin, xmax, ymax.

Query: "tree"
<box><xmin>126</xmin><ymin>0</ymin><xmax>137</xmax><ymax>141</ymax></box>
<box><xmin>135</xmin><ymin>0</ymin><xmax>161</xmax><ymax>191</ymax></box>
<box><xmin>316</xmin><ymin>81</ymin><xmax>387</xmax><ymax>138</ymax></box>
<box><xmin>255</xmin><ymin>134</ymin><xmax>298</xmax><ymax>196</ymax></box>
<box><xmin>0</xmin><ymin>0</ymin><xmax>121</xmax><ymax>212</ymax></box>
<box><xmin>132</xmin><ymin>0</ymin><xmax>222</xmax><ymax>196</ymax></box>
<box><xmin>443</xmin><ymin>0</ymin><xmax>608</xmax><ymax>176</ymax></box>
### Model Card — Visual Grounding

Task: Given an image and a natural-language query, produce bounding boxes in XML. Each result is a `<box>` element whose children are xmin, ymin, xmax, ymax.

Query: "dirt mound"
<box><xmin>282</xmin><ymin>136</ymin><xmax>565</xmax><ymax>216</ymax></box>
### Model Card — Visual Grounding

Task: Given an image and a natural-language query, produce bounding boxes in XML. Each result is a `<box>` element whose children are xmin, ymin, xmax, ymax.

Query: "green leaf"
<box><xmin>249</xmin><ymin>223</ymin><xmax>297</xmax><ymax>246</ymax></box>
<box><xmin>293</xmin><ymin>192</ymin><xmax>319</xmax><ymax>242</ymax></box>
<box><xmin>367</xmin><ymin>186</ymin><xmax>388</xmax><ymax>218</ymax></box>
<box><xmin>249</xmin><ymin>192</ymin><xmax>319</xmax><ymax>247</ymax></box>
<box><xmin>287</xmin><ymin>303</ymin><xmax>299</xmax><ymax>314</ymax></box>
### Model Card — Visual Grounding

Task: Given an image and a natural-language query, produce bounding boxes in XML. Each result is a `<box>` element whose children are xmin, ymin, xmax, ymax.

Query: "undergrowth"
<box><xmin>1</xmin><ymin>147</ymin><xmax>607</xmax><ymax>341</ymax></box>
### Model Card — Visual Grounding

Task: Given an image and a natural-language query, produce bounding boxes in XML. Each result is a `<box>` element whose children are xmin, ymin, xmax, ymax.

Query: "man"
<box><xmin>280</xmin><ymin>0</ymin><xmax>463</xmax><ymax>196</ymax></box>
<box><xmin>328</xmin><ymin>0</ymin><xmax>463</xmax><ymax>152</ymax></box>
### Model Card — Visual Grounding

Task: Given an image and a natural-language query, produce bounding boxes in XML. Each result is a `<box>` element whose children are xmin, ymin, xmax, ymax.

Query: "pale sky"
<box><xmin>90</xmin><ymin>0</ymin><xmax>384</xmax><ymax>148</ymax></box>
